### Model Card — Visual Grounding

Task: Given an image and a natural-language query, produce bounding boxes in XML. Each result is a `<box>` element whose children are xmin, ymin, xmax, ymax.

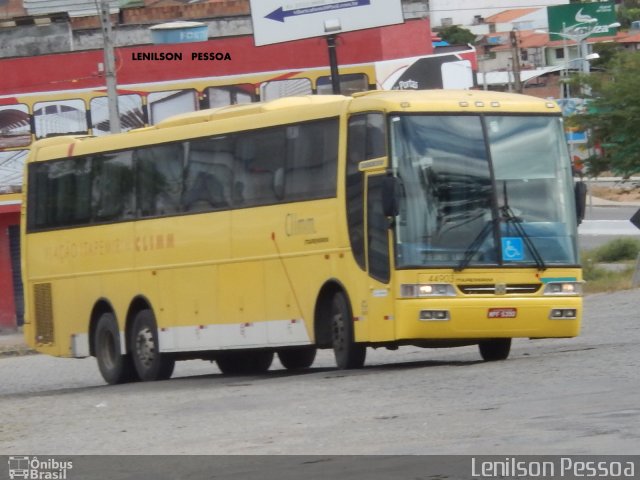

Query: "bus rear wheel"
<box><xmin>216</xmin><ymin>351</ymin><xmax>274</xmax><ymax>375</ymax></box>
<box><xmin>479</xmin><ymin>338</ymin><xmax>512</xmax><ymax>361</ymax></box>
<box><xmin>94</xmin><ymin>312</ymin><xmax>138</xmax><ymax>385</ymax></box>
<box><xmin>277</xmin><ymin>347</ymin><xmax>316</xmax><ymax>370</ymax></box>
<box><xmin>331</xmin><ymin>292</ymin><xmax>366</xmax><ymax>369</ymax></box>
<box><xmin>130</xmin><ymin>309</ymin><xmax>175</xmax><ymax>381</ymax></box>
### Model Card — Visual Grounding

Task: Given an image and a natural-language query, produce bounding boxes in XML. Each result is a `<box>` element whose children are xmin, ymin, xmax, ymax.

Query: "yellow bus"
<box><xmin>22</xmin><ymin>90</ymin><xmax>584</xmax><ymax>384</ymax></box>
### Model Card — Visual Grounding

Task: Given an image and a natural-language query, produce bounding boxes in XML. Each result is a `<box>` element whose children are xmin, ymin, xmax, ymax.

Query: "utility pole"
<box><xmin>326</xmin><ymin>35</ymin><xmax>341</xmax><ymax>95</ymax></box>
<box><xmin>323</xmin><ymin>19</ymin><xmax>342</xmax><ymax>95</ymax></box>
<box><xmin>561</xmin><ymin>22</ymin><xmax>570</xmax><ymax>99</ymax></box>
<box><xmin>480</xmin><ymin>56</ymin><xmax>488</xmax><ymax>91</ymax></box>
<box><xmin>510</xmin><ymin>30</ymin><xmax>522</xmax><ymax>93</ymax></box>
<box><xmin>98</xmin><ymin>0</ymin><xmax>121</xmax><ymax>133</ymax></box>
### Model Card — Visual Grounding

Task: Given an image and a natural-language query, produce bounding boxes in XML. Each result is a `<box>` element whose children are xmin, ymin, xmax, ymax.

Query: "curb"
<box><xmin>0</xmin><ymin>345</ymin><xmax>37</xmax><ymax>357</ymax></box>
<box><xmin>588</xmin><ymin>196</ymin><xmax>640</xmax><ymax>208</ymax></box>
<box><xmin>0</xmin><ymin>329</ymin><xmax>36</xmax><ymax>357</ymax></box>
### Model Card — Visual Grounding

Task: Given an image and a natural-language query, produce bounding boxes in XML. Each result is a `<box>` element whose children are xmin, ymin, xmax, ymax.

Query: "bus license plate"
<box><xmin>488</xmin><ymin>308</ymin><xmax>517</xmax><ymax>319</ymax></box>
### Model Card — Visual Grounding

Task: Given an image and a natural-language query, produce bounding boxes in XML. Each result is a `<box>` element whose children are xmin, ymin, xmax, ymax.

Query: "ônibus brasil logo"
<box><xmin>8</xmin><ymin>456</ymin><xmax>73</xmax><ymax>480</ymax></box>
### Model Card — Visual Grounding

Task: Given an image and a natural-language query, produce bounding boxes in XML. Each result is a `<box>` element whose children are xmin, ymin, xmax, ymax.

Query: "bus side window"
<box><xmin>91</xmin><ymin>151</ymin><xmax>134</xmax><ymax>222</ymax></box>
<box><xmin>28</xmin><ymin>158</ymin><xmax>92</xmax><ymax>229</ymax></box>
<box><xmin>184</xmin><ymin>140</ymin><xmax>236</xmax><ymax>211</ymax></box>
<box><xmin>240</xmin><ymin>128</ymin><xmax>286</xmax><ymax>206</ymax></box>
<box><xmin>365</xmin><ymin>114</ymin><xmax>386</xmax><ymax>158</ymax></box>
<box><xmin>284</xmin><ymin>119</ymin><xmax>338</xmax><ymax>201</ymax></box>
<box><xmin>206</xmin><ymin>84</ymin><xmax>256</xmax><ymax>108</ymax></box>
<box><xmin>147</xmin><ymin>90</ymin><xmax>198</xmax><ymax>125</ymax></box>
<box><xmin>33</xmin><ymin>99</ymin><xmax>88</xmax><ymax>139</ymax></box>
<box><xmin>317</xmin><ymin>73</ymin><xmax>369</xmax><ymax>95</ymax></box>
<box><xmin>136</xmin><ymin>144</ymin><xmax>184</xmax><ymax>217</ymax></box>
<box><xmin>236</xmin><ymin>137</ymin><xmax>278</xmax><ymax>205</ymax></box>
<box><xmin>260</xmin><ymin>78</ymin><xmax>312</xmax><ymax>101</ymax></box>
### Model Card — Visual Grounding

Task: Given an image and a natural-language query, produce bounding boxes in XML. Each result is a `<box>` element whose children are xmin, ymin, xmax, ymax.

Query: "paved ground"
<box><xmin>1</xmin><ymin>290</ymin><xmax>638</xmax><ymax>457</ymax></box>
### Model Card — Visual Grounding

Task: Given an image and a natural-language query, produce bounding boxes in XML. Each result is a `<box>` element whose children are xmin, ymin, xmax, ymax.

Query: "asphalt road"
<box><xmin>0</xmin><ymin>290</ymin><xmax>638</xmax><ymax>457</ymax></box>
<box><xmin>585</xmin><ymin>205</ymin><xmax>639</xmax><ymax>222</ymax></box>
<box><xmin>579</xmin><ymin>205</ymin><xmax>640</xmax><ymax>250</ymax></box>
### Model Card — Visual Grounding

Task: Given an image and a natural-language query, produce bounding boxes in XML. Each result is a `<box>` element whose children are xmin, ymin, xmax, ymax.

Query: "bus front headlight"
<box><xmin>543</xmin><ymin>282</ymin><xmax>583</xmax><ymax>296</ymax></box>
<box><xmin>400</xmin><ymin>284</ymin><xmax>457</xmax><ymax>298</ymax></box>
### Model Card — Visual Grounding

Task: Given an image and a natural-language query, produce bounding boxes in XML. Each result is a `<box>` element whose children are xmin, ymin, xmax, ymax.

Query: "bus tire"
<box><xmin>217</xmin><ymin>351</ymin><xmax>274</xmax><ymax>375</ymax></box>
<box><xmin>215</xmin><ymin>352</ymin><xmax>244</xmax><ymax>375</ymax></box>
<box><xmin>94</xmin><ymin>312</ymin><xmax>138</xmax><ymax>385</ymax></box>
<box><xmin>277</xmin><ymin>347</ymin><xmax>316</xmax><ymax>370</ymax></box>
<box><xmin>130</xmin><ymin>309</ymin><xmax>175</xmax><ymax>381</ymax></box>
<box><xmin>331</xmin><ymin>292</ymin><xmax>366</xmax><ymax>369</ymax></box>
<box><xmin>246</xmin><ymin>351</ymin><xmax>274</xmax><ymax>373</ymax></box>
<box><xmin>479</xmin><ymin>338</ymin><xmax>511</xmax><ymax>361</ymax></box>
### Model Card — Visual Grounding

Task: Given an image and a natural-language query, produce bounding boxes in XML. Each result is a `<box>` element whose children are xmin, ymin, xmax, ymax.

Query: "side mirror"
<box><xmin>382</xmin><ymin>175</ymin><xmax>400</xmax><ymax>218</ymax></box>
<box><xmin>575</xmin><ymin>181</ymin><xmax>587</xmax><ymax>225</ymax></box>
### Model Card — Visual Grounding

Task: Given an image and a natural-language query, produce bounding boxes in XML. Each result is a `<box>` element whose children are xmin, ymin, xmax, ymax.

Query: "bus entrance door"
<box><xmin>365</xmin><ymin>174</ymin><xmax>395</xmax><ymax>342</ymax></box>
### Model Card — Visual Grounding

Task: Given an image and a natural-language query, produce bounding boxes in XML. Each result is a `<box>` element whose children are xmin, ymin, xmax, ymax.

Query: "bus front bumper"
<box><xmin>394</xmin><ymin>296</ymin><xmax>582</xmax><ymax>340</ymax></box>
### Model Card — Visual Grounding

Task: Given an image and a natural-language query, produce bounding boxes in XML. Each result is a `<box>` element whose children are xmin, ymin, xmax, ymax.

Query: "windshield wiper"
<box><xmin>455</xmin><ymin>218</ymin><xmax>496</xmax><ymax>272</ymax></box>
<box><xmin>500</xmin><ymin>181</ymin><xmax>546</xmax><ymax>271</ymax></box>
<box><xmin>455</xmin><ymin>183</ymin><xmax>547</xmax><ymax>272</ymax></box>
<box><xmin>500</xmin><ymin>203</ymin><xmax>546</xmax><ymax>271</ymax></box>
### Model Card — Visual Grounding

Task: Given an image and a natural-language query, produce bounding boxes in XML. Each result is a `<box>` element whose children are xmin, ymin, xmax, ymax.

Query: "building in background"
<box><xmin>428</xmin><ymin>0</ymin><xmax>568</xmax><ymax>29</ymax></box>
<box><xmin>475</xmin><ymin>2</ymin><xmax>638</xmax><ymax>94</ymax></box>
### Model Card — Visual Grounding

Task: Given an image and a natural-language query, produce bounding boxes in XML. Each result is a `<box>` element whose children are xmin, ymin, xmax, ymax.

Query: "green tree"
<box><xmin>436</xmin><ymin>25</ymin><xmax>476</xmax><ymax>45</ymax></box>
<box><xmin>591</xmin><ymin>42</ymin><xmax>622</xmax><ymax>70</ymax></box>
<box><xmin>569</xmin><ymin>51</ymin><xmax>640</xmax><ymax>177</ymax></box>
<box><xmin>617</xmin><ymin>0</ymin><xmax>640</xmax><ymax>28</ymax></box>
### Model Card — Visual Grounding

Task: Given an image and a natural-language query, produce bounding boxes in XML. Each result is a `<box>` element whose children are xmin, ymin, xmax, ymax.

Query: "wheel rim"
<box><xmin>332</xmin><ymin>304</ymin><xmax>346</xmax><ymax>353</ymax></box>
<box><xmin>99</xmin><ymin>330</ymin><xmax>117</xmax><ymax>370</ymax></box>
<box><xmin>135</xmin><ymin>327</ymin><xmax>156</xmax><ymax>369</ymax></box>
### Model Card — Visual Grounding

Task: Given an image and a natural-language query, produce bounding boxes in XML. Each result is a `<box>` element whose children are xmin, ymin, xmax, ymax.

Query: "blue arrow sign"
<box><xmin>265</xmin><ymin>0</ymin><xmax>371</xmax><ymax>23</ymax></box>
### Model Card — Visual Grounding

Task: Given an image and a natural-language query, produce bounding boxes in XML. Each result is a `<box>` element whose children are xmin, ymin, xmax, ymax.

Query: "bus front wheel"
<box><xmin>479</xmin><ymin>338</ymin><xmax>511</xmax><ymax>361</ymax></box>
<box><xmin>277</xmin><ymin>346</ymin><xmax>316</xmax><ymax>370</ymax></box>
<box><xmin>130</xmin><ymin>309</ymin><xmax>175</xmax><ymax>381</ymax></box>
<box><xmin>331</xmin><ymin>292</ymin><xmax>366</xmax><ymax>369</ymax></box>
<box><xmin>94</xmin><ymin>312</ymin><xmax>138</xmax><ymax>385</ymax></box>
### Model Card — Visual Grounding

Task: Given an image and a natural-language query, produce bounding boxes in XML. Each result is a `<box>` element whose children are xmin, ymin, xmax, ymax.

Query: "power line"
<box><xmin>427</xmin><ymin>3</ymin><xmax>564</xmax><ymax>13</ymax></box>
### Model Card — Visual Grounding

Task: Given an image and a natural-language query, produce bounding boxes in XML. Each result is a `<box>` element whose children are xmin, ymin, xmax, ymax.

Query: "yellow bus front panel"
<box><xmin>394</xmin><ymin>296</ymin><xmax>581</xmax><ymax>341</ymax></box>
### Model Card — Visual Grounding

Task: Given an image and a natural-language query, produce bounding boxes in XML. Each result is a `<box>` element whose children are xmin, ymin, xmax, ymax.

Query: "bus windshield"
<box><xmin>391</xmin><ymin>114</ymin><xmax>578</xmax><ymax>269</ymax></box>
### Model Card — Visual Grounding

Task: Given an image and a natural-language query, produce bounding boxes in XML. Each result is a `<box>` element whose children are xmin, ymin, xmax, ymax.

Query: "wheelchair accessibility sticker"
<box><xmin>502</xmin><ymin>237</ymin><xmax>524</xmax><ymax>261</ymax></box>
